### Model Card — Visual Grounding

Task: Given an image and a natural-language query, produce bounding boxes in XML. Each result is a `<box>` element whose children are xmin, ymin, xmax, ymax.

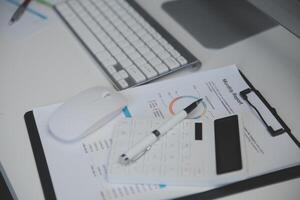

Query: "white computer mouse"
<box><xmin>48</xmin><ymin>86</ymin><xmax>127</xmax><ymax>142</ymax></box>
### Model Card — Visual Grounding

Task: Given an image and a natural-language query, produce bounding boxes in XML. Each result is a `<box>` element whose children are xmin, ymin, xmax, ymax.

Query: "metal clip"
<box><xmin>131</xmin><ymin>145</ymin><xmax>152</xmax><ymax>162</ymax></box>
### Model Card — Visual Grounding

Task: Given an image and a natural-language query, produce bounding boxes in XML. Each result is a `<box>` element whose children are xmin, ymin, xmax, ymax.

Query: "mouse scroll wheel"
<box><xmin>102</xmin><ymin>91</ymin><xmax>111</xmax><ymax>98</ymax></box>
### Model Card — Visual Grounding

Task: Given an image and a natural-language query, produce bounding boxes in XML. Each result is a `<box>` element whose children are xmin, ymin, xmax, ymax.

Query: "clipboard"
<box><xmin>0</xmin><ymin>163</ymin><xmax>18</xmax><ymax>200</ymax></box>
<box><xmin>24</xmin><ymin>70</ymin><xmax>300</xmax><ymax>200</ymax></box>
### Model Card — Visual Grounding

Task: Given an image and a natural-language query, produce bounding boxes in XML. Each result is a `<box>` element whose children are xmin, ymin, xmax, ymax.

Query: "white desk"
<box><xmin>0</xmin><ymin>0</ymin><xmax>300</xmax><ymax>199</ymax></box>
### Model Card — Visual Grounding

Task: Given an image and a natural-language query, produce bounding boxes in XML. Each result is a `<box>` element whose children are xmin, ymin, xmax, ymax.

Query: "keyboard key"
<box><xmin>118</xmin><ymin>40</ymin><xmax>130</xmax><ymax>49</ymax></box>
<box><xmin>105</xmin><ymin>65</ymin><xmax>117</xmax><ymax>74</ymax></box>
<box><xmin>56</xmin><ymin>4</ymin><xmax>74</xmax><ymax>16</ymax></box>
<box><xmin>169</xmin><ymin>49</ymin><xmax>181</xmax><ymax>58</ymax></box>
<box><xmin>139</xmin><ymin>63</ymin><xmax>158</xmax><ymax>78</ymax></box>
<box><xmin>158</xmin><ymin>38</ymin><xmax>169</xmax><ymax>47</ymax></box>
<box><xmin>68</xmin><ymin>1</ymin><xmax>82</xmax><ymax>11</ymax></box>
<box><xmin>101</xmin><ymin>57</ymin><xmax>117</xmax><ymax>67</ymax></box>
<box><xmin>119</xmin><ymin>58</ymin><xmax>132</xmax><ymax>68</ymax></box>
<box><xmin>118</xmin><ymin>70</ymin><xmax>129</xmax><ymax>79</ymax></box>
<box><xmin>134</xmin><ymin>57</ymin><xmax>147</xmax><ymax>66</ymax></box>
<box><xmin>88</xmin><ymin>41</ymin><xmax>105</xmax><ymax>53</ymax></box>
<box><xmin>148</xmin><ymin>57</ymin><xmax>162</xmax><ymax>67</ymax></box>
<box><xmin>165</xmin><ymin>44</ymin><xmax>174</xmax><ymax>52</ymax></box>
<box><xmin>118</xmin><ymin>24</ymin><xmax>129</xmax><ymax>33</ymax></box>
<box><xmin>164</xmin><ymin>57</ymin><xmax>180</xmax><ymax>69</ymax></box>
<box><xmin>113</xmin><ymin>34</ymin><xmax>125</xmax><ymax>43</ymax></box>
<box><xmin>113</xmin><ymin>63</ymin><xmax>123</xmax><ymax>71</ymax></box>
<box><xmin>147</xmin><ymin>39</ymin><xmax>159</xmax><ymax>48</ymax></box>
<box><xmin>106</xmin><ymin>43</ymin><xmax>118</xmax><ymax>51</ymax></box>
<box><xmin>112</xmin><ymin>18</ymin><xmax>123</xmax><ymax>27</ymax></box>
<box><xmin>144</xmin><ymin>51</ymin><xmax>156</xmax><ymax>61</ymax></box>
<box><xmin>110</xmin><ymin>47</ymin><xmax>123</xmax><ymax>57</ymax></box>
<box><xmin>114</xmin><ymin>52</ymin><xmax>127</xmax><ymax>61</ymax></box>
<box><xmin>153</xmin><ymin>63</ymin><xmax>169</xmax><ymax>74</ymax></box>
<box><xmin>127</xmin><ymin>34</ymin><xmax>139</xmax><ymax>43</ymax></box>
<box><xmin>136</xmin><ymin>29</ymin><xmax>147</xmax><ymax>37</ymax></box>
<box><xmin>131</xmin><ymin>23</ymin><xmax>142</xmax><ymax>32</ymax></box>
<box><xmin>121</xmin><ymin>45</ymin><xmax>135</xmax><ymax>54</ymax></box>
<box><xmin>151</xmin><ymin>45</ymin><xmax>164</xmax><ymax>54</ymax></box>
<box><xmin>126</xmin><ymin>19</ymin><xmax>137</xmax><ymax>27</ymax></box>
<box><xmin>112</xmin><ymin>72</ymin><xmax>122</xmax><ymax>81</ymax></box>
<box><xmin>98</xmin><ymin>35</ymin><xmax>111</xmax><ymax>43</ymax></box>
<box><xmin>132</xmin><ymin>40</ymin><xmax>144</xmax><ymax>48</ymax></box>
<box><xmin>118</xmin><ymin>79</ymin><xmax>129</xmax><ymax>89</ymax></box>
<box><xmin>158</xmin><ymin>51</ymin><xmax>171</xmax><ymax>60</ymax></box>
<box><xmin>128</xmin><ymin>50</ymin><xmax>141</xmax><ymax>60</ymax></box>
<box><xmin>95</xmin><ymin>51</ymin><xmax>111</xmax><ymax>60</ymax></box>
<box><xmin>122</xmin><ymin>29</ymin><xmax>134</xmax><ymax>37</ymax></box>
<box><xmin>177</xmin><ymin>56</ymin><xmax>188</xmax><ymax>65</ymax></box>
<box><xmin>126</xmin><ymin>65</ymin><xmax>146</xmax><ymax>83</ymax></box>
<box><xmin>136</xmin><ymin>45</ymin><xmax>150</xmax><ymax>54</ymax></box>
<box><xmin>141</xmin><ymin>33</ymin><xmax>153</xmax><ymax>42</ymax></box>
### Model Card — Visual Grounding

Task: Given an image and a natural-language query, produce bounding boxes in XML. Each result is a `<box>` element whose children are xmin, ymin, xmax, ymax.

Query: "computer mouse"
<box><xmin>48</xmin><ymin>86</ymin><xmax>127</xmax><ymax>142</ymax></box>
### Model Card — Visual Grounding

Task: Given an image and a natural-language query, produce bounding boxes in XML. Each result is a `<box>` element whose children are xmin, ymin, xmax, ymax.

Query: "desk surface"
<box><xmin>0</xmin><ymin>0</ymin><xmax>300</xmax><ymax>199</ymax></box>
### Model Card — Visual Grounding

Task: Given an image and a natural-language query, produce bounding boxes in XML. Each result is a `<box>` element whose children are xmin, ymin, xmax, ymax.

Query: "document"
<box><xmin>108</xmin><ymin>116</ymin><xmax>248</xmax><ymax>186</ymax></box>
<box><xmin>32</xmin><ymin>65</ymin><xmax>300</xmax><ymax>199</ymax></box>
<box><xmin>118</xmin><ymin>65</ymin><xmax>299</xmax><ymax>176</ymax></box>
<box><xmin>34</xmin><ymin>104</ymin><xmax>209</xmax><ymax>200</ymax></box>
<box><xmin>0</xmin><ymin>0</ymin><xmax>49</xmax><ymax>41</ymax></box>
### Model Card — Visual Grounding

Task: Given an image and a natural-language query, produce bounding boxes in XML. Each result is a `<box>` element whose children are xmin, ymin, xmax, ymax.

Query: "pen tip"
<box><xmin>196</xmin><ymin>98</ymin><xmax>203</xmax><ymax>104</ymax></box>
<box><xmin>9</xmin><ymin>20</ymin><xmax>14</xmax><ymax>25</ymax></box>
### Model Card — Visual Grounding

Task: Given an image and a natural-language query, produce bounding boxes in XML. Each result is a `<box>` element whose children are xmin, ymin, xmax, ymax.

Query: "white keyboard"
<box><xmin>55</xmin><ymin>0</ymin><xmax>199</xmax><ymax>90</ymax></box>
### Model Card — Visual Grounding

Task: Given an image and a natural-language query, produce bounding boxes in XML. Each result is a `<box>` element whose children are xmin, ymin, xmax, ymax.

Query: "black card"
<box><xmin>214</xmin><ymin>115</ymin><xmax>242</xmax><ymax>174</ymax></box>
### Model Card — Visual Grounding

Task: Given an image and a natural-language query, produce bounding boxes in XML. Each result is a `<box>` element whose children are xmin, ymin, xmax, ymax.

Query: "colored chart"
<box><xmin>168</xmin><ymin>96</ymin><xmax>207</xmax><ymax>119</ymax></box>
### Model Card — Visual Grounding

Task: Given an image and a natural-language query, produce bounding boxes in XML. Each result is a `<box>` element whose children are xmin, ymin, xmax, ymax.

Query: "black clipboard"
<box><xmin>0</xmin><ymin>163</ymin><xmax>18</xmax><ymax>200</ymax></box>
<box><xmin>24</xmin><ymin>71</ymin><xmax>300</xmax><ymax>200</ymax></box>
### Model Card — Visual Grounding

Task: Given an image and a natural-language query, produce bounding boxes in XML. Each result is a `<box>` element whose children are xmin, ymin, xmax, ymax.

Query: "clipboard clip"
<box><xmin>240</xmin><ymin>88</ymin><xmax>287</xmax><ymax>137</ymax></box>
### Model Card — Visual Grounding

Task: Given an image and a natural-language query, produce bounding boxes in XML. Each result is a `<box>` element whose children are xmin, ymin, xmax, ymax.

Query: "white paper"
<box><xmin>32</xmin><ymin>65</ymin><xmax>300</xmax><ymax>200</ymax></box>
<box><xmin>117</xmin><ymin>65</ymin><xmax>300</xmax><ymax>177</ymax></box>
<box><xmin>108</xmin><ymin>117</ymin><xmax>248</xmax><ymax>186</ymax></box>
<box><xmin>0</xmin><ymin>0</ymin><xmax>49</xmax><ymax>41</ymax></box>
<box><xmin>34</xmin><ymin>105</ymin><xmax>212</xmax><ymax>200</ymax></box>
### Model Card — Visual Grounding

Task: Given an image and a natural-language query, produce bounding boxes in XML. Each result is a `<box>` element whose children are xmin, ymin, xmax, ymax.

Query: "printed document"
<box><xmin>108</xmin><ymin>116</ymin><xmax>248</xmax><ymax>186</ymax></box>
<box><xmin>32</xmin><ymin>65</ymin><xmax>300</xmax><ymax>199</ymax></box>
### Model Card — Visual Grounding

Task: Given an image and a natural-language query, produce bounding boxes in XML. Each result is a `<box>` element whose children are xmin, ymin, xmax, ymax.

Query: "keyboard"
<box><xmin>55</xmin><ymin>0</ymin><xmax>199</xmax><ymax>90</ymax></box>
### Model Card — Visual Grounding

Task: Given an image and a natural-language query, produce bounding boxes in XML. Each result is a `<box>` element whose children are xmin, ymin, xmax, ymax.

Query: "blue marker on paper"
<box><xmin>122</xmin><ymin>106</ymin><xmax>132</xmax><ymax>118</ymax></box>
<box><xmin>6</xmin><ymin>0</ymin><xmax>47</xmax><ymax>20</ymax></box>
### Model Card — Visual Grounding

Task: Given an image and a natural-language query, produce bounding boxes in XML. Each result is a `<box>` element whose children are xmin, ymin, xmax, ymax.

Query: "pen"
<box><xmin>119</xmin><ymin>98</ymin><xmax>203</xmax><ymax>165</ymax></box>
<box><xmin>9</xmin><ymin>0</ymin><xmax>32</xmax><ymax>25</ymax></box>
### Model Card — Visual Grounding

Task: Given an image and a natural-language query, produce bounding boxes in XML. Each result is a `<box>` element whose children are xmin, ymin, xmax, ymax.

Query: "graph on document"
<box><xmin>146</xmin><ymin>84</ymin><xmax>215</xmax><ymax>121</ymax></box>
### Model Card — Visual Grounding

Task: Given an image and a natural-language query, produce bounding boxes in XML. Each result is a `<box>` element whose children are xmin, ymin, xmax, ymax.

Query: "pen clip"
<box><xmin>131</xmin><ymin>145</ymin><xmax>152</xmax><ymax>162</ymax></box>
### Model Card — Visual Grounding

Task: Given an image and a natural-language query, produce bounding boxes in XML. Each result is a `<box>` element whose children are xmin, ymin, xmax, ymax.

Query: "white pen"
<box><xmin>119</xmin><ymin>98</ymin><xmax>203</xmax><ymax>165</ymax></box>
